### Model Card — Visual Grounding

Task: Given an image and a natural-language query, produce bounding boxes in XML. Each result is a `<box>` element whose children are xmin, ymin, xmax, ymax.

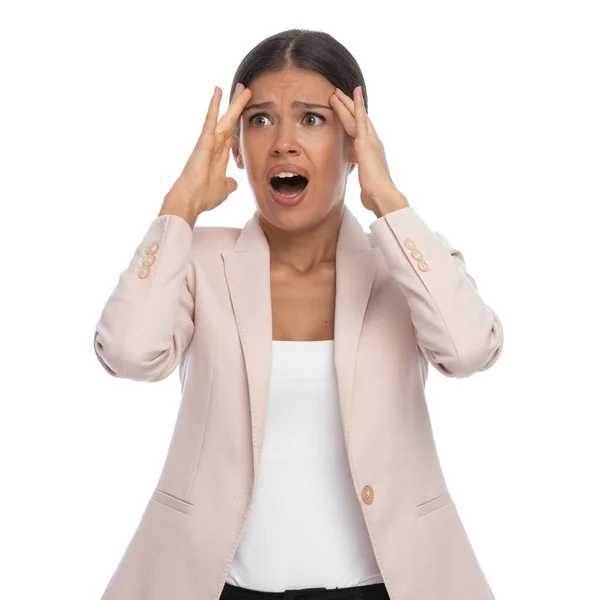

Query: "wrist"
<box><xmin>372</xmin><ymin>190</ymin><xmax>410</xmax><ymax>218</ymax></box>
<box><xmin>158</xmin><ymin>193</ymin><xmax>198</xmax><ymax>230</ymax></box>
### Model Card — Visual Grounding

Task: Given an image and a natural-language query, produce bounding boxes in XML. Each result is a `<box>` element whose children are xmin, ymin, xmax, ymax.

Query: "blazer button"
<box><xmin>142</xmin><ymin>254</ymin><xmax>156</xmax><ymax>267</ymax></box>
<box><xmin>403</xmin><ymin>238</ymin><xmax>417</xmax><ymax>250</ymax></box>
<box><xmin>361</xmin><ymin>485</ymin><xmax>374</xmax><ymax>504</ymax></box>
<box><xmin>137</xmin><ymin>266</ymin><xmax>150</xmax><ymax>279</ymax></box>
<box><xmin>146</xmin><ymin>242</ymin><xmax>159</xmax><ymax>255</ymax></box>
<box><xmin>417</xmin><ymin>260</ymin><xmax>430</xmax><ymax>272</ymax></box>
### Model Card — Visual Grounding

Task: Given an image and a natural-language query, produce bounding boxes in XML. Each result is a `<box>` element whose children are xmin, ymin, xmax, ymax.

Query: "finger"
<box><xmin>214</xmin><ymin>87</ymin><xmax>248</xmax><ymax>137</ymax></box>
<box><xmin>211</xmin><ymin>84</ymin><xmax>249</xmax><ymax>155</ymax></box>
<box><xmin>333</xmin><ymin>88</ymin><xmax>365</xmax><ymax>137</ymax></box>
<box><xmin>201</xmin><ymin>86</ymin><xmax>223</xmax><ymax>136</ymax></box>
<box><xmin>215</xmin><ymin>134</ymin><xmax>233</xmax><ymax>169</ymax></box>
<box><xmin>330</xmin><ymin>93</ymin><xmax>357</xmax><ymax>138</ymax></box>
<box><xmin>216</xmin><ymin>84</ymin><xmax>252</xmax><ymax>137</ymax></box>
<box><xmin>335</xmin><ymin>88</ymin><xmax>378</xmax><ymax>138</ymax></box>
<box><xmin>225</xmin><ymin>82</ymin><xmax>245</xmax><ymax>112</ymax></box>
<box><xmin>215</xmin><ymin>98</ymin><xmax>249</xmax><ymax>156</ymax></box>
<box><xmin>354</xmin><ymin>86</ymin><xmax>369</xmax><ymax>138</ymax></box>
<box><xmin>333</xmin><ymin>88</ymin><xmax>356</xmax><ymax>117</ymax></box>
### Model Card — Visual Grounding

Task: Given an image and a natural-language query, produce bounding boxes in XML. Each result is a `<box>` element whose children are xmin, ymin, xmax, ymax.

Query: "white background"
<box><xmin>1</xmin><ymin>1</ymin><xmax>598</xmax><ymax>598</ymax></box>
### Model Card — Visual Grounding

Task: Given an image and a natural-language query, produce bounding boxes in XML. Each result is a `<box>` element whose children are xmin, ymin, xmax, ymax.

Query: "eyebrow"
<box><xmin>241</xmin><ymin>100</ymin><xmax>333</xmax><ymax>114</ymax></box>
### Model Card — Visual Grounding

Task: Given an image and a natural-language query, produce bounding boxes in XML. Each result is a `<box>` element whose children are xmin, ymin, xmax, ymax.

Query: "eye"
<box><xmin>303</xmin><ymin>112</ymin><xmax>326</xmax><ymax>127</ymax></box>
<box><xmin>248</xmin><ymin>112</ymin><xmax>327</xmax><ymax>128</ymax></box>
<box><xmin>248</xmin><ymin>113</ymin><xmax>272</xmax><ymax>127</ymax></box>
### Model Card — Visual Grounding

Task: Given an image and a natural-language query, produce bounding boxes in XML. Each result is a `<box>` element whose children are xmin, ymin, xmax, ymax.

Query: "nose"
<box><xmin>272</xmin><ymin>144</ymin><xmax>299</xmax><ymax>156</ymax></box>
<box><xmin>270</xmin><ymin>121</ymin><xmax>300</xmax><ymax>156</ymax></box>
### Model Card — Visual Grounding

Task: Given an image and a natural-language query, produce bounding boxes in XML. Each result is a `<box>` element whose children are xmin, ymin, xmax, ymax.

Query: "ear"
<box><xmin>348</xmin><ymin>148</ymin><xmax>358</xmax><ymax>166</ymax></box>
<box><xmin>346</xmin><ymin>136</ymin><xmax>358</xmax><ymax>167</ymax></box>
<box><xmin>231</xmin><ymin>135</ymin><xmax>244</xmax><ymax>169</ymax></box>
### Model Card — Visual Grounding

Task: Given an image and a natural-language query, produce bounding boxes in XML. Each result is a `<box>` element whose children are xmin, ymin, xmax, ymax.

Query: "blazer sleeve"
<box><xmin>369</xmin><ymin>206</ymin><xmax>503</xmax><ymax>378</ymax></box>
<box><xmin>93</xmin><ymin>213</ymin><xmax>195</xmax><ymax>382</ymax></box>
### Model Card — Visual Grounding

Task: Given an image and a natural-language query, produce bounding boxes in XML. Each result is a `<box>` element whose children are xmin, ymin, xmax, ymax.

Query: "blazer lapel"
<box><xmin>222</xmin><ymin>205</ymin><xmax>381</xmax><ymax>494</ymax></box>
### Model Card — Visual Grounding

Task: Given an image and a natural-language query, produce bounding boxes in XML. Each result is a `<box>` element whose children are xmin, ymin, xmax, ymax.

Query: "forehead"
<box><xmin>249</xmin><ymin>69</ymin><xmax>334</xmax><ymax>97</ymax></box>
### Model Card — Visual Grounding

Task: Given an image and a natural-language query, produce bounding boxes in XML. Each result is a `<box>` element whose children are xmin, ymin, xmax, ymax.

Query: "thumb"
<box><xmin>225</xmin><ymin>177</ymin><xmax>238</xmax><ymax>195</ymax></box>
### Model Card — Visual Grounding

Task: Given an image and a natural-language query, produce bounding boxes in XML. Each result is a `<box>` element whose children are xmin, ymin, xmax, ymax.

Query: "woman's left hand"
<box><xmin>330</xmin><ymin>86</ymin><xmax>401</xmax><ymax>214</ymax></box>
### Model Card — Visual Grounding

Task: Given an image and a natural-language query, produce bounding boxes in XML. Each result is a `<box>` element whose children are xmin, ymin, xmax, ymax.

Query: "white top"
<box><xmin>226</xmin><ymin>340</ymin><xmax>383</xmax><ymax>592</ymax></box>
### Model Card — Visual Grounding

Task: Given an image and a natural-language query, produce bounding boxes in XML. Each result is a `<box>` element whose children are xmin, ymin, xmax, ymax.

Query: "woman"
<box><xmin>94</xmin><ymin>29</ymin><xmax>502</xmax><ymax>600</ymax></box>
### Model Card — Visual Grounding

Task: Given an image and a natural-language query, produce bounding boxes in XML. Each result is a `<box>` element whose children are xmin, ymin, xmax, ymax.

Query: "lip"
<box><xmin>269</xmin><ymin>179</ymin><xmax>310</xmax><ymax>207</ymax></box>
<box><xmin>267</xmin><ymin>163</ymin><xmax>310</xmax><ymax>180</ymax></box>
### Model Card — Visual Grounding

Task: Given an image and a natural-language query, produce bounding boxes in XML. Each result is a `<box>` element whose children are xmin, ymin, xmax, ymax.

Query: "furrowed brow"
<box><xmin>241</xmin><ymin>100</ymin><xmax>333</xmax><ymax>114</ymax></box>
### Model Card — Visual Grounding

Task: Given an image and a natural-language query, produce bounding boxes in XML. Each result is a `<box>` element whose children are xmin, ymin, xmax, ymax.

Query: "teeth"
<box><xmin>274</xmin><ymin>172</ymin><xmax>300</xmax><ymax>178</ymax></box>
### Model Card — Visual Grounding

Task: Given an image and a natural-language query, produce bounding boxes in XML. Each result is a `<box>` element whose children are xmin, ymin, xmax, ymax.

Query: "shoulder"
<box><xmin>191</xmin><ymin>224</ymin><xmax>241</xmax><ymax>247</ymax></box>
<box><xmin>189</xmin><ymin>225</ymin><xmax>242</xmax><ymax>264</ymax></box>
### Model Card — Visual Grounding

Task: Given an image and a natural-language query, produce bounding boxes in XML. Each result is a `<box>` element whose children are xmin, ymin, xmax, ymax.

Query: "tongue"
<box><xmin>277</xmin><ymin>180</ymin><xmax>307</xmax><ymax>196</ymax></box>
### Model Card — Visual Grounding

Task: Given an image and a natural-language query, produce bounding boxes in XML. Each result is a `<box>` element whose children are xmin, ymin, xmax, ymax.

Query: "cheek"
<box><xmin>303</xmin><ymin>127</ymin><xmax>339</xmax><ymax>147</ymax></box>
<box><xmin>310</xmin><ymin>135</ymin><xmax>347</xmax><ymax>168</ymax></box>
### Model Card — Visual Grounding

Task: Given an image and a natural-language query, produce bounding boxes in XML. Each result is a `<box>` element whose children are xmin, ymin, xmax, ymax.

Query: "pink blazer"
<box><xmin>94</xmin><ymin>204</ymin><xmax>503</xmax><ymax>600</ymax></box>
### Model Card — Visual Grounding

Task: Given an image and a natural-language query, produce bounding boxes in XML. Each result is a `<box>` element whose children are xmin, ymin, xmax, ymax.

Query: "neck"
<box><xmin>260</xmin><ymin>203</ymin><xmax>343</xmax><ymax>275</ymax></box>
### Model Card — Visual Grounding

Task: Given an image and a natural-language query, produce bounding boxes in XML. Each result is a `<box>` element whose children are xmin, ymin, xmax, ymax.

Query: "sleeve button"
<box><xmin>146</xmin><ymin>242</ymin><xmax>159</xmax><ymax>255</ymax></box>
<box><xmin>142</xmin><ymin>254</ymin><xmax>156</xmax><ymax>267</ymax></box>
<box><xmin>403</xmin><ymin>238</ymin><xmax>416</xmax><ymax>250</ymax></box>
<box><xmin>411</xmin><ymin>248</ymin><xmax>424</xmax><ymax>261</ymax></box>
<box><xmin>417</xmin><ymin>260</ymin><xmax>430</xmax><ymax>272</ymax></box>
<box><xmin>137</xmin><ymin>266</ymin><xmax>150</xmax><ymax>279</ymax></box>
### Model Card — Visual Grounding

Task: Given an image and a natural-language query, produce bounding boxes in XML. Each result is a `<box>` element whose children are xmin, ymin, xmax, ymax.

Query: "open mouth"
<box><xmin>269</xmin><ymin>174</ymin><xmax>309</xmax><ymax>197</ymax></box>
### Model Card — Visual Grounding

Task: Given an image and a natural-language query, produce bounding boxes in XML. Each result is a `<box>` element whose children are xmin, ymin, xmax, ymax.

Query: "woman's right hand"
<box><xmin>164</xmin><ymin>83</ymin><xmax>253</xmax><ymax>218</ymax></box>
